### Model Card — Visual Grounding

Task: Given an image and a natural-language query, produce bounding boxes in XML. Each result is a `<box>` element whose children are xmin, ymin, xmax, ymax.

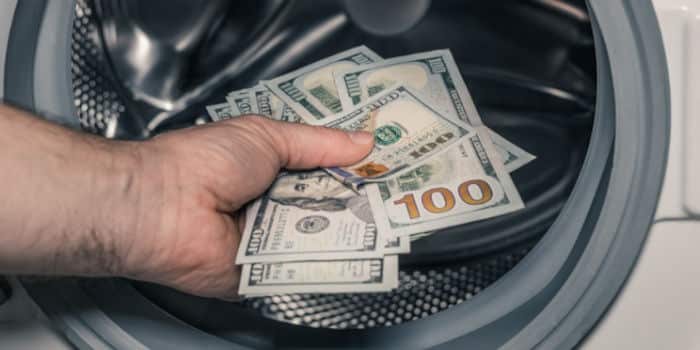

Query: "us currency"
<box><xmin>264</xmin><ymin>45</ymin><xmax>382</xmax><ymax>123</ymax></box>
<box><xmin>383</xmin><ymin>230</ymin><xmax>409</xmax><ymax>254</ymax></box>
<box><xmin>323</xmin><ymin>85</ymin><xmax>470</xmax><ymax>189</ymax></box>
<box><xmin>366</xmin><ymin>128</ymin><xmax>524</xmax><ymax>236</ymax></box>
<box><xmin>206</xmin><ymin>102</ymin><xmax>235</xmax><ymax>121</ymax></box>
<box><xmin>238</xmin><ymin>256</ymin><xmax>398</xmax><ymax>295</ymax></box>
<box><xmin>226</xmin><ymin>88</ymin><xmax>253</xmax><ymax>116</ymax></box>
<box><xmin>334</xmin><ymin>49</ymin><xmax>535</xmax><ymax>172</ymax></box>
<box><xmin>236</xmin><ymin>170</ymin><xmax>402</xmax><ymax>264</ymax></box>
<box><xmin>238</xmin><ymin>175</ymin><xmax>407</xmax><ymax>258</ymax></box>
<box><xmin>250</xmin><ymin>84</ymin><xmax>302</xmax><ymax>123</ymax></box>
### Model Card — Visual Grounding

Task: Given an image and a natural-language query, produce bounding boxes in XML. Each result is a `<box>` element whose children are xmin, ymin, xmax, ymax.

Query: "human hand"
<box><xmin>119</xmin><ymin>116</ymin><xmax>374</xmax><ymax>300</ymax></box>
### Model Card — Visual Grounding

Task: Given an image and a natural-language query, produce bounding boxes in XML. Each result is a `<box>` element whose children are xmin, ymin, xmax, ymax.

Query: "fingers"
<box><xmin>159</xmin><ymin>213</ymin><xmax>243</xmax><ymax>301</ymax></box>
<box><xmin>232</xmin><ymin>115</ymin><xmax>374</xmax><ymax>170</ymax></box>
<box><xmin>215</xmin><ymin>266</ymin><xmax>242</xmax><ymax>302</ymax></box>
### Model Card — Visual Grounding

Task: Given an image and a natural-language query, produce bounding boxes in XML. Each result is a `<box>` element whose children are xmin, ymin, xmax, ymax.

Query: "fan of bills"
<box><xmin>205</xmin><ymin>46</ymin><xmax>535</xmax><ymax>297</ymax></box>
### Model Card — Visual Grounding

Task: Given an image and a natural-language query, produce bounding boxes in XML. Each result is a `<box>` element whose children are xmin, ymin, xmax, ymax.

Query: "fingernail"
<box><xmin>348</xmin><ymin>131</ymin><xmax>374</xmax><ymax>145</ymax></box>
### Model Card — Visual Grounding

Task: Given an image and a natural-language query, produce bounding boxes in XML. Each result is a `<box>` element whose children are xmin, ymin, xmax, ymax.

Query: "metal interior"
<box><xmin>69</xmin><ymin>0</ymin><xmax>595</xmax><ymax>330</ymax></box>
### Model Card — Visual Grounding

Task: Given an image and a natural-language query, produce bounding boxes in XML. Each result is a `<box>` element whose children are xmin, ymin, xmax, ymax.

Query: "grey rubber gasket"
<box><xmin>2</xmin><ymin>0</ymin><xmax>45</xmax><ymax>111</ymax></box>
<box><xmin>2</xmin><ymin>0</ymin><xmax>78</xmax><ymax>128</ymax></box>
<box><xmin>33</xmin><ymin>0</ymin><xmax>77</xmax><ymax>128</ymax></box>
<box><xmin>10</xmin><ymin>0</ymin><xmax>670</xmax><ymax>348</ymax></box>
<box><xmin>0</xmin><ymin>0</ymin><xmax>18</xmax><ymax>100</ymax></box>
<box><xmin>502</xmin><ymin>2</ymin><xmax>670</xmax><ymax>348</ymax></box>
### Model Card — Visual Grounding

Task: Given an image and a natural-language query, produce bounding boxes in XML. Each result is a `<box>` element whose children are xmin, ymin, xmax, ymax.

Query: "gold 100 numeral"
<box><xmin>393</xmin><ymin>180</ymin><xmax>493</xmax><ymax>219</ymax></box>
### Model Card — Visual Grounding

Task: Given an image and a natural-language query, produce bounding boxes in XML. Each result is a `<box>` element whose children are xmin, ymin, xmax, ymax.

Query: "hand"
<box><xmin>119</xmin><ymin>116</ymin><xmax>373</xmax><ymax>299</ymax></box>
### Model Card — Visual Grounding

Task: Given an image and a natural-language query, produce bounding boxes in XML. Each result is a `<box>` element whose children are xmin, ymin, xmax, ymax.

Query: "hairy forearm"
<box><xmin>0</xmin><ymin>104</ymin><xmax>151</xmax><ymax>276</ymax></box>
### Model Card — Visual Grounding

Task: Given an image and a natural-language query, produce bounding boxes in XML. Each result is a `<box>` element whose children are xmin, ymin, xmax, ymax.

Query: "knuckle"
<box><xmin>235</xmin><ymin>115</ymin><xmax>276</xmax><ymax>139</ymax></box>
<box><xmin>234</xmin><ymin>115</ymin><xmax>287</xmax><ymax>167</ymax></box>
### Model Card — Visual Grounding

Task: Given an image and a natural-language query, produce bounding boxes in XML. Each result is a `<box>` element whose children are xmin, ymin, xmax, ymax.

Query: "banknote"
<box><xmin>226</xmin><ymin>88</ymin><xmax>253</xmax><ymax>116</ymax></box>
<box><xmin>236</xmin><ymin>170</ymin><xmax>389</xmax><ymax>264</ymax></box>
<box><xmin>206</xmin><ymin>102</ymin><xmax>235</xmax><ymax>121</ymax></box>
<box><xmin>383</xmin><ymin>231</ymin><xmax>409</xmax><ymax>254</ymax></box>
<box><xmin>323</xmin><ymin>85</ymin><xmax>470</xmax><ymax>189</ymax></box>
<box><xmin>264</xmin><ymin>46</ymin><xmax>382</xmax><ymax>123</ymax></box>
<box><xmin>249</xmin><ymin>84</ymin><xmax>302</xmax><ymax>123</ymax></box>
<box><xmin>238</xmin><ymin>256</ymin><xmax>398</xmax><ymax>295</ymax></box>
<box><xmin>334</xmin><ymin>49</ymin><xmax>535</xmax><ymax>172</ymax></box>
<box><xmin>235</xmin><ymin>167</ymin><xmax>407</xmax><ymax>257</ymax></box>
<box><xmin>366</xmin><ymin>128</ymin><xmax>524</xmax><ymax>236</ymax></box>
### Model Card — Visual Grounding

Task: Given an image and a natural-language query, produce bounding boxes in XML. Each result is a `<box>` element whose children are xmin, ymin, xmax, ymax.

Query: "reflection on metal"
<box><xmin>146</xmin><ymin>12</ymin><xmax>348</xmax><ymax>134</ymax></box>
<box><xmin>532</xmin><ymin>0</ymin><xmax>589</xmax><ymax>22</ymax></box>
<box><xmin>343</xmin><ymin>0</ymin><xmax>431</xmax><ymax>36</ymax></box>
<box><xmin>96</xmin><ymin>0</ymin><xmax>230</xmax><ymax>110</ymax></box>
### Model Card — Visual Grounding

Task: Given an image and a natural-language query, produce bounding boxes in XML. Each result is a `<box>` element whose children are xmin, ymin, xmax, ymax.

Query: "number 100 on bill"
<box><xmin>387</xmin><ymin>177</ymin><xmax>504</xmax><ymax>223</ymax></box>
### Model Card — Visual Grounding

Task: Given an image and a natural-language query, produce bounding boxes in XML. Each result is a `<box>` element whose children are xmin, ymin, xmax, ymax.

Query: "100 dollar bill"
<box><xmin>250</xmin><ymin>84</ymin><xmax>302</xmax><ymax>123</ymax></box>
<box><xmin>206</xmin><ymin>102</ymin><xmax>235</xmax><ymax>121</ymax></box>
<box><xmin>323</xmin><ymin>85</ymin><xmax>470</xmax><ymax>188</ymax></box>
<box><xmin>366</xmin><ymin>128</ymin><xmax>524</xmax><ymax>236</ymax></box>
<box><xmin>236</xmin><ymin>170</ymin><xmax>391</xmax><ymax>264</ymax></box>
<box><xmin>226</xmin><ymin>88</ymin><xmax>253</xmax><ymax>116</ymax></box>
<box><xmin>239</xmin><ymin>256</ymin><xmax>398</xmax><ymax>295</ymax></box>
<box><xmin>265</xmin><ymin>46</ymin><xmax>382</xmax><ymax>123</ymax></box>
<box><xmin>334</xmin><ymin>49</ymin><xmax>535</xmax><ymax>172</ymax></box>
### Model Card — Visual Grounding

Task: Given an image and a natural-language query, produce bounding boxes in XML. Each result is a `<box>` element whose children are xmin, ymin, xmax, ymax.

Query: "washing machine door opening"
<box><xmin>2</xmin><ymin>0</ymin><xmax>669</xmax><ymax>349</ymax></box>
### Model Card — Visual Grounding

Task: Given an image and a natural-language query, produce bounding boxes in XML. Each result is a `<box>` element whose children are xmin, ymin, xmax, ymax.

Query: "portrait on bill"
<box><xmin>268</xmin><ymin>170</ymin><xmax>374</xmax><ymax>223</ymax></box>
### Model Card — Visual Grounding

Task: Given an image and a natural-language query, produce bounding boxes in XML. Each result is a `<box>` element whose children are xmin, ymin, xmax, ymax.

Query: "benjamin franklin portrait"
<box><xmin>268</xmin><ymin>170</ymin><xmax>373</xmax><ymax>223</ymax></box>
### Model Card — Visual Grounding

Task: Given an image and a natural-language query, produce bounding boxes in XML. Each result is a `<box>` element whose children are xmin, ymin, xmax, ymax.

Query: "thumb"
<box><xmin>236</xmin><ymin>115</ymin><xmax>374</xmax><ymax>169</ymax></box>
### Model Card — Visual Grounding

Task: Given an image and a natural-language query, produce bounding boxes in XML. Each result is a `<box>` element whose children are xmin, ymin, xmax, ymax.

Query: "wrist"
<box><xmin>58</xmin><ymin>138</ymin><xmax>152</xmax><ymax>277</ymax></box>
<box><xmin>95</xmin><ymin>139</ymin><xmax>169</xmax><ymax>279</ymax></box>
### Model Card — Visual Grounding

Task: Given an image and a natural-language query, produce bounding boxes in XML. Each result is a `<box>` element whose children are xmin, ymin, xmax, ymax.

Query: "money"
<box><xmin>366</xmin><ymin>128</ymin><xmax>524</xmax><ymax>236</ymax></box>
<box><xmin>250</xmin><ymin>84</ymin><xmax>302</xmax><ymax>123</ymax></box>
<box><xmin>206</xmin><ymin>102</ymin><xmax>235</xmax><ymax>121</ymax></box>
<box><xmin>323</xmin><ymin>85</ymin><xmax>470</xmax><ymax>188</ymax></box>
<box><xmin>265</xmin><ymin>46</ymin><xmax>382</xmax><ymax>123</ymax></box>
<box><xmin>236</xmin><ymin>170</ymin><xmax>388</xmax><ymax>264</ymax></box>
<box><xmin>334</xmin><ymin>49</ymin><xmax>535</xmax><ymax>172</ymax></box>
<box><xmin>238</xmin><ymin>256</ymin><xmax>398</xmax><ymax>295</ymax></box>
<box><xmin>226</xmin><ymin>88</ymin><xmax>253</xmax><ymax>116</ymax></box>
<box><xmin>202</xmin><ymin>45</ymin><xmax>534</xmax><ymax>296</ymax></box>
<box><xmin>383</xmin><ymin>232</ymin><xmax>409</xmax><ymax>254</ymax></box>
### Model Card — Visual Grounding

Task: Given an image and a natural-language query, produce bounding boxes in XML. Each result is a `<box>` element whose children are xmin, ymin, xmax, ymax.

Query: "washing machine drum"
<box><xmin>0</xmin><ymin>0</ymin><xmax>669</xmax><ymax>348</ymax></box>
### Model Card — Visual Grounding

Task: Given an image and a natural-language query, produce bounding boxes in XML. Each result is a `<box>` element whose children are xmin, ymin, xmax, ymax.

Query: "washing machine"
<box><xmin>0</xmin><ymin>0</ymin><xmax>695</xmax><ymax>348</ymax></box>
